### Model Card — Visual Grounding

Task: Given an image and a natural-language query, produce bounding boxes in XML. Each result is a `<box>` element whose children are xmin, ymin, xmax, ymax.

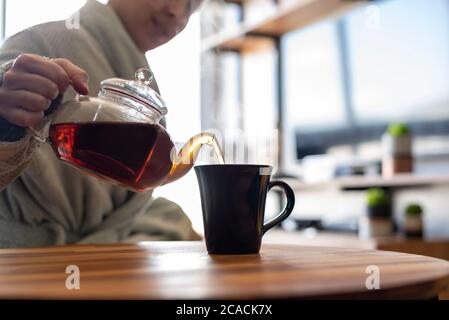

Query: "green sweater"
<box><xmin>0</xmin><ymin>0</ymin><xmax>194</xmax><ymax>247</ymax></box>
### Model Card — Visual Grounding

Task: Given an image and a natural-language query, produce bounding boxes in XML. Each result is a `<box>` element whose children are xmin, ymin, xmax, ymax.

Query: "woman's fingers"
<box><xmin>0</xmin><ymin>54</ymin><xmax>90</xmax><ymax>128</ymax></box>
<box><xmin>2</xmin><ymin>70</ymin><xmax>59</xmax><ymax>101</ymax></box>
<box><xmin>0</xmin><ymin>104</ymin><xmax>44</xmax><ymax>127</ymax></box>
<box><xmin>12</xmin><ymin>54</ymin><xmax>71</xmax><ymax>93</ymax></box>
<box><xmin>0</xmin><ymin>89</ymin><xmax>51</xmax><ymax>113</ymax></box>
<box><xmin>53</xmin><ymin>58</ymin><xmax>89</xmax><ymax>95</ymax></box>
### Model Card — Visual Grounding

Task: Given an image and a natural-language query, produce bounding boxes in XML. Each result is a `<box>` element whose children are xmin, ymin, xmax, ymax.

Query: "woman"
<box><xmin>0</xmin><ymin>0</ymin><xmax>203</xmax><ymax>247</ymax></box>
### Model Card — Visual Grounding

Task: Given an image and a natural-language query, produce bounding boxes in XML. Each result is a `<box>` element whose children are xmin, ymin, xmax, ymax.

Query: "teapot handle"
<box><xmin>28</xmin><ymin>94</ymin><xmax>64</xmax><ymax>142</ymax></box>
<box><xmin>28</xmin><ymin>125</ymin><xmax>48</xmax><ymax>143</ymax></box>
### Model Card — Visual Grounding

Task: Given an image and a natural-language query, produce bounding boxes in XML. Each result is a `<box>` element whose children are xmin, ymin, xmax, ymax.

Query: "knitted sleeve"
<box><xmin>0</xmin><ymin>28</ymin><xmax>54</xmax><ymax>190</ymax></box>
<box><xmin>0</xmin><ymin>59</ymin><xmax>27</xmax><ymax>142</ymax></box>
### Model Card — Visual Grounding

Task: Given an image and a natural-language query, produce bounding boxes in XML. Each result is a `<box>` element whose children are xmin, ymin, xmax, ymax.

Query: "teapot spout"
<box><xmin>163</xmin><ymin>132</ymin><xmax>224</xmax><ymax>185</ymax></box>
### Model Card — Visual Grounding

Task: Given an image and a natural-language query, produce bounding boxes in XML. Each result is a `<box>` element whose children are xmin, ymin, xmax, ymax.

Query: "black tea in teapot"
<box><xmin>49</xmin><ymin>121</ymin><xmax>224</xmax><ymax>192</ymax></box>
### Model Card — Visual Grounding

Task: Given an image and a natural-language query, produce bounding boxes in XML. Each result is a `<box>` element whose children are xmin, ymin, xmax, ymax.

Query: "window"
<box><xmin>242</xmin><ymin>48</ymin><xmax>277</xmax><ymax>135</ymax></box>
<box><xmin>346</xmin><ymin>0</ymin><xmax>449</xmax><ymax>124</ymax></box>
<box><xmin>283</xmin><ymin>20</ymin><xmax>346</xmax><ymax>131</ymax></box>
<box><xmin>282</xmin><ymin>20</ymin><xmax>349</xmax><ymax>163</ymax></box>
<box><xmin>282</xmin><ymin>0</ymin><xmax>449</xmax><ymax>163</ymax></box>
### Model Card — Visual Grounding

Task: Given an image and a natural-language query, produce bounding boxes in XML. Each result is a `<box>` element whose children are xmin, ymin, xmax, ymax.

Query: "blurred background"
<box><xmin>1</xmin><ymin>0</ymin><xmax>449</xmax><ymax>240</ymax></box>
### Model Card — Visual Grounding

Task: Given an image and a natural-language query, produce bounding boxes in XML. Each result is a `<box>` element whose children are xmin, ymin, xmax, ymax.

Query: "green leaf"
<box><xmin>405</xmin><ymin>203</ymin><xmax>423</xmax><ymax>216</ymax></box>
<box><xmin>366</xmin><ymin>188</ymin><xmax>390</xmax><ymax>207</ymax></box>
<box><xmin>387</xmin><ymin>122</ymin><xmax>410</xmax><ymax>137</ymax></box>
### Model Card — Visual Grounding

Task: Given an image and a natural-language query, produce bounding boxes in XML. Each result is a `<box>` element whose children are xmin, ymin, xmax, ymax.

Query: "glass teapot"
<box><xmin>29</xmin><ymin>68</ymin><xmax>223</xmax><ymax>192</ymax></box>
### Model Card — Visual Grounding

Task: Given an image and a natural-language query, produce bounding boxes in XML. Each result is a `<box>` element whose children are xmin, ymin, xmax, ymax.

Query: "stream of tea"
<box><xmin>49</xmin><ymin>122</ymin><xmax>224</xmax><ymax>191</ymax></box>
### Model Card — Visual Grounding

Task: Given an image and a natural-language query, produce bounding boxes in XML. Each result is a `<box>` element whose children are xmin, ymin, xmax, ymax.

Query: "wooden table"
<box><xmin>1</xmin><ymin>241</ymin><xmax>449</xmax><ymax>299</ymax></box>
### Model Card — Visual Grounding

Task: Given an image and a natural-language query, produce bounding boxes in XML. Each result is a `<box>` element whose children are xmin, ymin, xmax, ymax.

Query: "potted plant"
<box><xmin>382</xmin><ymin>122</ymin><xmax>413</xmax><ymax>177</ymax></box>
<box><xmin>404</xmin><ymin>203</ymin><xmax>424</xmax><ymax>238</ymax></box>
<box><xmin>366</xmin><ymin>188</ymin><xmax>391</xmax><ymax>217</ymax></box>
<box><xmin>359</xmin><ymin>188</ymin><xmax>393</xmax><ymax>239</ymax></box>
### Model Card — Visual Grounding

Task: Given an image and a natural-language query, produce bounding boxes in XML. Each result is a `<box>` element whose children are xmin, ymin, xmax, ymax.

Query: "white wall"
<box><xmin>4</xmin><ymin>0</ymin><xmax>88</xmax><ymax>38</ymax></box>
<box><xmin>146</xmin><ymin>14</ymin><xmax>204</xmax><ymax>233</ymax></box>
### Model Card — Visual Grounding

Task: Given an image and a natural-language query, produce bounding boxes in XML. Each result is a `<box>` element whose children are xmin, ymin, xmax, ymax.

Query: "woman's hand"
<box><xmin>0</xmin><ymin>53</ymin><xmax>89</xmax><ymax>127</ymax></box>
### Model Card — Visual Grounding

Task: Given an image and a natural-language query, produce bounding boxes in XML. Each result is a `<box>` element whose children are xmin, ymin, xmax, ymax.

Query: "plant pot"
<box><xmin>382</xmin><ymin>156</ymin><xmax>413</xmax><ymax>177</ymax></box>
<box><xmin>367</xmin><ymin>204</ymin><xmax>391</xmax><ymax>218</ymax></box>
<box><xmin>382</xmin><ymin>133</ymin><xmax>413</xmax><ymax>177</ymax></box>
<box><xmin>358</xmin><ymin>216</ymin><xmax>393</xmax><ymax>239</ymax></box>
<box><xmin>359</xmin><ymin>204</ymin><xmax>394</xmax><ymax>239</ymax></box>
<box><xmin>404</xmin><ymin>215</ymin><xmax>424</xmax><ymax>238</ymax></box>
<box><xmin>382</xmin><ymin>133</ymin><xmax>412</xmax><ymax>156</ymax></box>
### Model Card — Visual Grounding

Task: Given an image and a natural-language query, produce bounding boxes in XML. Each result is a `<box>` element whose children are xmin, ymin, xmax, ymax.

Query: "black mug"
<box><xmin>195</xmin><ymin>164</ymin><xmax>295</xmax><ymax>254</ymax></box>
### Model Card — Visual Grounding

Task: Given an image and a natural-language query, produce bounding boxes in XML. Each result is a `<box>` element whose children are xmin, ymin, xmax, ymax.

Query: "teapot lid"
<box><xmin>100</xmin><ymin>68</ymin><xmax>168</xmax><ymax>116</ymax></box>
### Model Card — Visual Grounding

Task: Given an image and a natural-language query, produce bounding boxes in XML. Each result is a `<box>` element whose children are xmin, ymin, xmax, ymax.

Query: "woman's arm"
<box><xmin>0</xmin><ymin>30</ymin><xmax>88</xmax><ymax>190</ymax></box>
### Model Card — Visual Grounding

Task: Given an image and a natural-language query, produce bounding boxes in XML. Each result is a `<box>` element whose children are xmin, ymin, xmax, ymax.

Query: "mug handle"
<box><xmin>262</xmin><ymin>180</ymin><xmax>296</xmax><ymax>235</ymax></box>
